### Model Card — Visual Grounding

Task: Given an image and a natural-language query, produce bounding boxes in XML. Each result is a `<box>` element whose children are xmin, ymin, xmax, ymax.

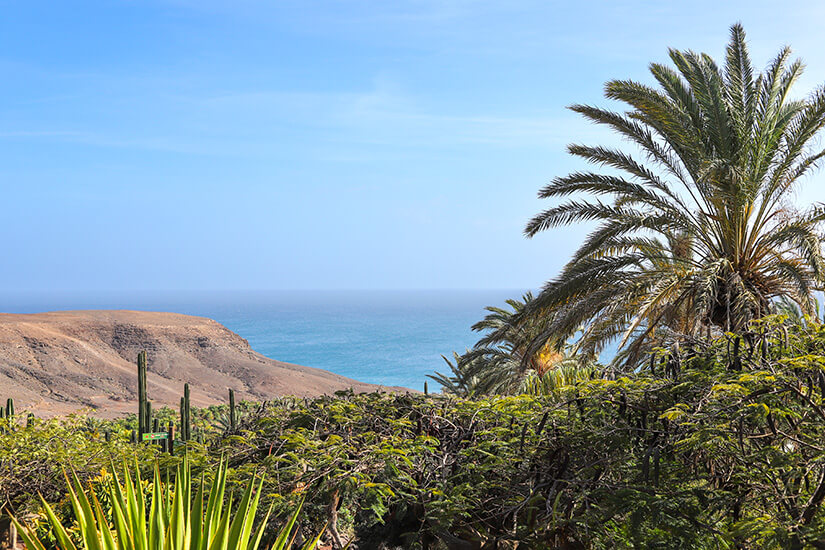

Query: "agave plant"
<box><xmin>210</xmin><ymin>410</ymin><xmax>244</xmax><ymax>432</ymax></box>
<box><xmin>13</xmin><ymin>457</ymin><xmax>322</xmax><ymax>550</ymax></box>
<box><xmin>525</xmin><ymin>24</ymin><xmax>825</xmax><ymax>364</ymax></box>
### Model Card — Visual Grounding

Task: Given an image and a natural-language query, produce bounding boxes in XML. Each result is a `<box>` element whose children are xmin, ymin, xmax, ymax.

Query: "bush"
<box><xmin>6</xmin><ymin>315</ymin><xmax>825</xmax><ymax>548</ymax></box>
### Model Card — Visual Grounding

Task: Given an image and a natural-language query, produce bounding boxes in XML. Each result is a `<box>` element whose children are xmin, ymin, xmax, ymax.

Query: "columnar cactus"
<box><xmin>167</xmin><ymin>422</ymin><xmax>175</xmax><ymax>455</ymax></box>
<box><xmin>1</xmin><ymin>398</ymin><xmax>14</xmax><ymax>432</ymax></box>
<box><xmin>181</xmin><ymin>383</ymin><xmax>191</xmax><ymax>441</ymax></box>
<box><xmin>144</xmin><ymin>400</ymin><xmax>152</xmax><ymax>437</ymax></box>
<box><xmin>229</xmin><ymin>388</ymin><xmax>236</xmax><ymax>431</ymax></box>
<box><xmin>180</xmin><ymin>396</ymin><xmax>186</xmax><ymax>439</ymax></box>
<box><xmin>137</xmin><ymin>351</ymin><xmax>148</xmax><ymax>436</ymax></box>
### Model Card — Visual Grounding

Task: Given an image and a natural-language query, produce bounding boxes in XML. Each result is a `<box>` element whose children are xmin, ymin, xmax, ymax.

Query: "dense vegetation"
<box><xmin>3</xmin><ymin>314</ymin><xmax>825</xmax><ymax>548</ymax></box>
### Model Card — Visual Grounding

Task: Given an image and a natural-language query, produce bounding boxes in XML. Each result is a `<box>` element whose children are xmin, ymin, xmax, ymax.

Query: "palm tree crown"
<box><xmin>525</xmin><ymin>24</ymin><xmax>825</xmax><ymax>362</ymax></box>
<box><xmin>430</xmin><ymin>293</ymin><xmax>594</xmax><ymax>396</ymax></box>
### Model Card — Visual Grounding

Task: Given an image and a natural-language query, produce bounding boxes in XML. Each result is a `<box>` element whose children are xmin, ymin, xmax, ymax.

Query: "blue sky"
<box><xmin>2</xmin><ymin>0</ymin><xmax>825</xmax><ymax>291</ymax></box>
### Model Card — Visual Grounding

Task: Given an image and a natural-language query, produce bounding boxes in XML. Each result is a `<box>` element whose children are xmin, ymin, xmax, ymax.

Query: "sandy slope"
<box><xmin>0</xmin><ymin>310</ymin><xmax>408</xmax><ymax>417</ymax></box>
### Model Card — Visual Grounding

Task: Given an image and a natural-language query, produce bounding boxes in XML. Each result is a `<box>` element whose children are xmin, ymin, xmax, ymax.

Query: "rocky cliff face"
<box><xmin>0</xmin><ymin>310</ymin><xmax>404</xmax><ymax>417</ymax></box>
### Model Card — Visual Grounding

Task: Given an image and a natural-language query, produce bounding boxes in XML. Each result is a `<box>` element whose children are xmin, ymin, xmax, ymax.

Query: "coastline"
<box><xmin>0</xmin><ymin>309</ymin><xmax>411</xmax><ymax>417</ymax></box>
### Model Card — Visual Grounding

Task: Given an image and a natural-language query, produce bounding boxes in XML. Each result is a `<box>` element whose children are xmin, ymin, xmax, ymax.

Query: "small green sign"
<box><xmin>142</xmin><ymin>432</ymin><xmax>168</xmax><ymax>441</ymax></box>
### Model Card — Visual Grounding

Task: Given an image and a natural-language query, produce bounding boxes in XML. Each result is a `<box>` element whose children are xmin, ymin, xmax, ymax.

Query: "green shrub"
<box><xmin>8</xmin><ymin>315</ymin><xmax>825</xmax><ymax>547</ymax></box>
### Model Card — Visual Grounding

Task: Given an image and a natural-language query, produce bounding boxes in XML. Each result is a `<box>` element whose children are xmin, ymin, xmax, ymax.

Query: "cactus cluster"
<box><xmin>0</xmin><ymin>398</ymin><xmax>14</xmax><ymax>419</ymax></box>
<box><xmin>136</xmin><ymin>351</ymin><xmax>176</xmax><ymax>453</ymax></box>
<box><xmin>0</xmin><ymin>398</ymin><xmax>14</xmax><ymax>432</ymax></box>
<box><xmin>0</xmin><ymin>399</ymin><xmax>34</xmax><ymax>431</ymax></box>
<box><xmin>136</xmin><ymin>351</ymin><xmax>239</xmax><ymax>450</ymax></box>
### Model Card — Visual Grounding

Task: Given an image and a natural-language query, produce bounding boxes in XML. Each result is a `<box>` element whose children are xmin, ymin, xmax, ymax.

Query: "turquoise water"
<box><xmin>1</xmin><ymin>290</ymin><xmax>524</xmax><ymax>390</ymax></box>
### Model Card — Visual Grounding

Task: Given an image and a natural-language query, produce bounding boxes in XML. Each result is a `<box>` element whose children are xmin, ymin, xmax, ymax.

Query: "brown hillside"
<box><xmin>0</xmin><ymin>310</ymin><xmax>407</xmax><ymax>417</ymax></box>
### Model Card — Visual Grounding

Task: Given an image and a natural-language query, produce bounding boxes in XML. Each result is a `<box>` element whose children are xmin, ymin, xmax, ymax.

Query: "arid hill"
<box><xmin>0</xmin><ymin>310</ymin><xmax>407</xmax><ymax>417</ymax></box>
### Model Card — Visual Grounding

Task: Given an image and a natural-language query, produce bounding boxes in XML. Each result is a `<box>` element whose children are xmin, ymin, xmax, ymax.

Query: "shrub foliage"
<box><xmin>4</xmin><ymin>316</ymin><xmax>825</xmax><ymax>548</ymax></box>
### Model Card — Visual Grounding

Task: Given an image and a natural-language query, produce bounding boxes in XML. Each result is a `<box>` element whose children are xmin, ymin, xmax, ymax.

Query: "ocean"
<box><xmin>0</xmin><ymin>290</ymin><xmax>525</xmax><ymax>391</ymax></box>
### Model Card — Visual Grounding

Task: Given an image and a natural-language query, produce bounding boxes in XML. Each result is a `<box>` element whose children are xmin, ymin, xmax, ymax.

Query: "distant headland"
<box><xmin>0</xmin><ymin>310</ymin><xmax>407</xmax><ymax>417</ymax></box>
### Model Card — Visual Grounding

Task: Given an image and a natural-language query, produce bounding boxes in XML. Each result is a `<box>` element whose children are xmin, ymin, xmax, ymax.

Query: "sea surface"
<box><xmin>0</xmin><ymin>290</ymin><xmax>526</xmax><ymax>391</ymax></box>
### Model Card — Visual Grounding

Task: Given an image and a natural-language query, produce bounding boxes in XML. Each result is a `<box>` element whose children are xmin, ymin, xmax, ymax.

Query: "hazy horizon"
<box><xmin>0</xmin><ymin>288</ymin><xmax>532</xmax><ymax>313</ymax></box>
<box><xmin>0</xmin><ymin>289</ymin><xmax>534</xmax><ymax>388</ymax></box>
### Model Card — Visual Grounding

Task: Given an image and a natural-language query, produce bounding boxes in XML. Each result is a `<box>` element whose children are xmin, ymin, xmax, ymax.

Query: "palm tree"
<box><xmin>524</xmin><ymin>24</ymin><xmax>825</xmax><ymax>363</ymax></box>
<box><xmin>521</xmin><ymin>362</ymin><xmax>600</xmax><ymax>397</ymax></box>
<box><xmin>429</xmin><ymin>351</ymin><xmax>484</xmax><ymax>397</ymax></box>
<box><xmin>430</xmin><ymin>293</ymin><xmax>596</xmax><ymax>396</ymax></box>
<box><xmin>775</xmin><ymin>294</ymin><xmax>822</xmax><ymax>324</ymax></box>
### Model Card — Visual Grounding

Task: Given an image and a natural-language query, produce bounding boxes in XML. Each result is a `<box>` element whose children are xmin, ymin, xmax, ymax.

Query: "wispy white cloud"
<box><xmin>0</xmin><ymin>76</ymin><xmax>604</xmax><ymax>157</ymax></box>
